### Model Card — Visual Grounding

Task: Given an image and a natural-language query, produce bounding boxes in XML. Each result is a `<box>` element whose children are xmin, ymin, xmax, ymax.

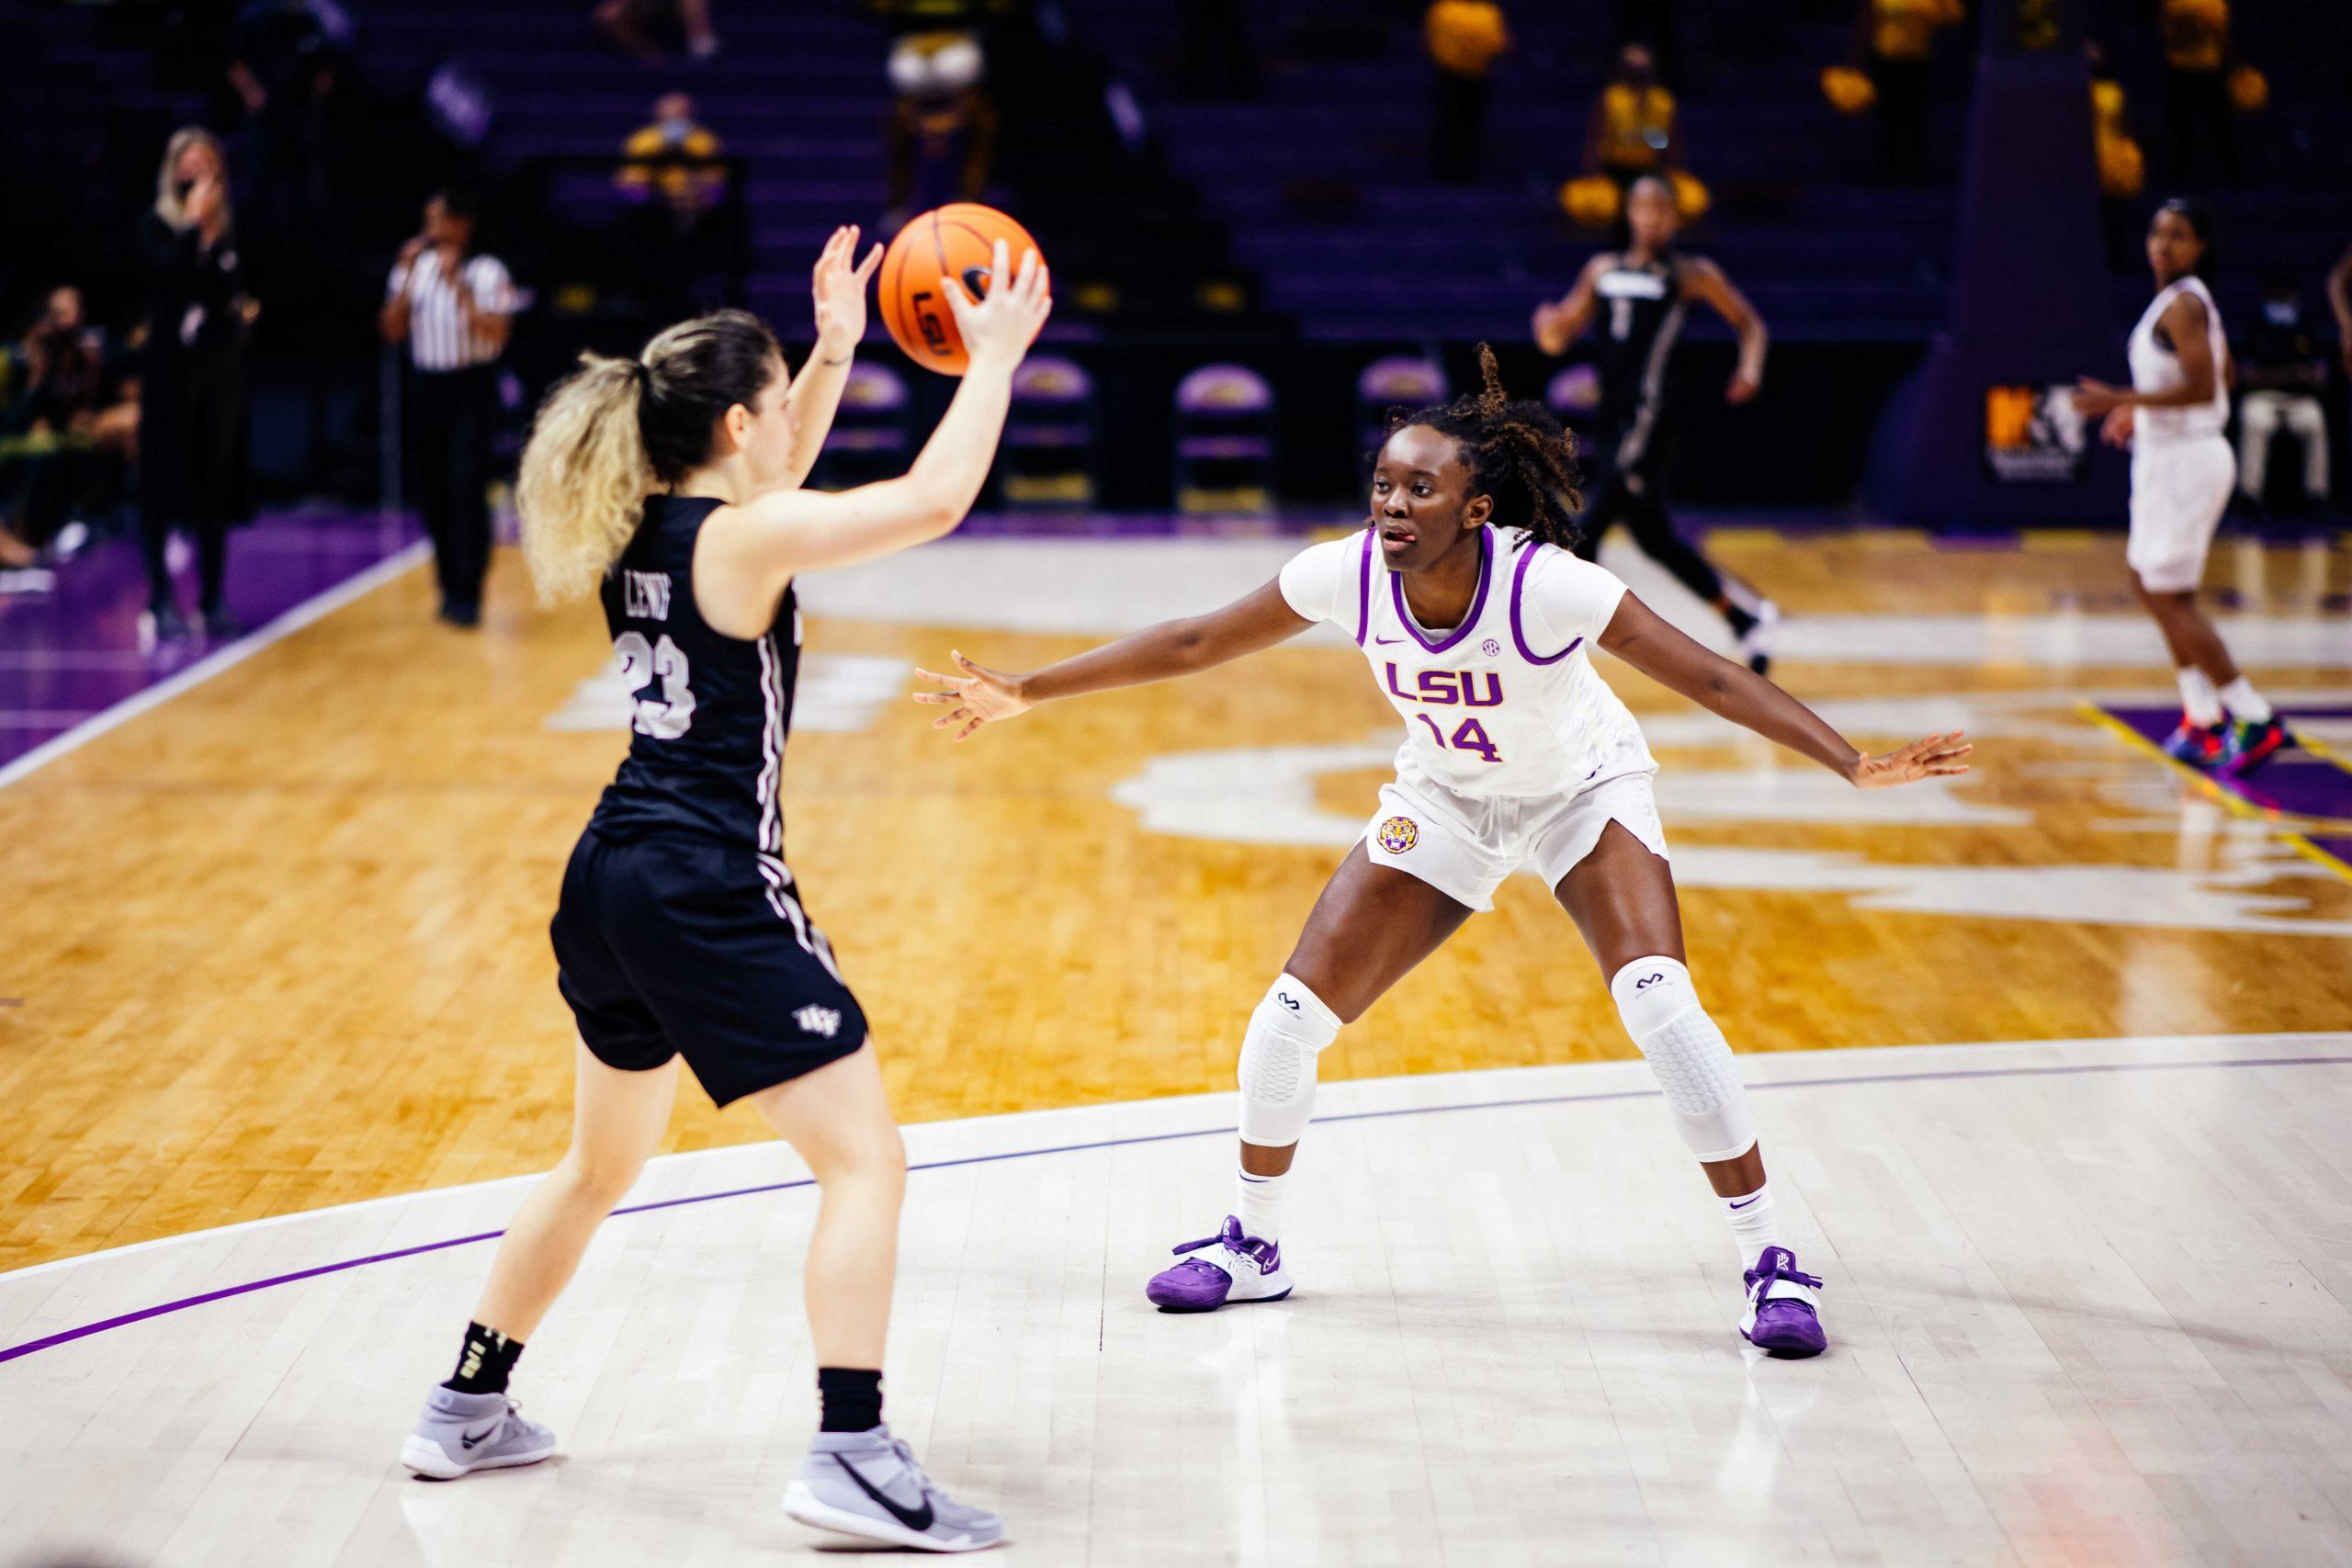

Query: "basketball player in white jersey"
<box><xmin>2075</xmin><ymin>197</ymin><xmax>2291</xmax><ymax>773</ymax></box>
<box><xmin>915</xmin><ymin>349</ymin><xmax>1970</xmax><ymax>1357</ymax></box>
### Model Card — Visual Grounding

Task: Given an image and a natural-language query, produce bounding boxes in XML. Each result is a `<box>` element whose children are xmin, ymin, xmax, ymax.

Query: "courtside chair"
<box><xmin>1356</xmin><ymin>355</ymin><xmax>1448</xmax><ymax>460</ymax></box>
<box><xmin>813</xmin><ymin>361</ymin><xmax>914</xmax><ymax>490</ymax></box>
<box><xmin>1001</xmin><ymin>355</ymin><xmax>1098</xmax><ymax>507</ymax></box>
<box><xmin>1172</xmin><ymin>364</ymin><xmax>1277</xmax><ymax>516</ymax></box>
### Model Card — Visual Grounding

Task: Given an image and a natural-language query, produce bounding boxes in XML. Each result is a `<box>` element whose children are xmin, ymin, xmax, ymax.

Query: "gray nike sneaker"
<box><xmin>399</xmin><ymin>1386</ymin><xmax>558</xmax><ymax>1479</ymax></box>
<box><xmin>783</xmin><ymin>1426</ymin><xmax>1004</xmax><ymax>1551</ymax></box>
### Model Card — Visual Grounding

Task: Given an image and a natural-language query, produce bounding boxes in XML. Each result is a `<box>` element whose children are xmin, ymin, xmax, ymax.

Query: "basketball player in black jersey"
<box><xmin>1532</xmin><ymin>174</ymin><xmax>1780</xmax><ymax>672</ymax></box>
<box><xmin>396</xmin><ymin>227</ymin><xmax>1050</xmax><ymax>1554</ymax></box>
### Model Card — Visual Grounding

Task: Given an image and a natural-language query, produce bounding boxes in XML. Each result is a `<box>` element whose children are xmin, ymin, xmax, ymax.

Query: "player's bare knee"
<box><xmin>556</xmin><ymin>1147</ymin><xmax>646</xmax><ymax>1210</ymax></box>
<box><xmin>1608</xmin><ymin>956</ymin><xmax>1757</xmax><ymax>1164</ymax></box>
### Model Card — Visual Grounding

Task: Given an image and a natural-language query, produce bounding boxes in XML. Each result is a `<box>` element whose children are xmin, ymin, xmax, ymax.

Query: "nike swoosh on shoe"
<box><xmin>831</xmin><ymin>1453</ymin><xmax>935</xmax><ymax>1533</ymax></box>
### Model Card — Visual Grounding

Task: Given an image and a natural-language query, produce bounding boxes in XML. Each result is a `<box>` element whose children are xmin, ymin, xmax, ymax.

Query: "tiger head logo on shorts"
<box><xmin>1375</xmin><ymin>816</ymin><xmax>1419</xmax><ymax>854</ymax></box>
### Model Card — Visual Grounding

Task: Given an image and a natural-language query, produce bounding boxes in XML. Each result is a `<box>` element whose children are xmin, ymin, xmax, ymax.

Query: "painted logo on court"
<box><xmin>1375</xmin><ymin>816</ymin><xmax>1419</xmax><ymax>854</ymax></box>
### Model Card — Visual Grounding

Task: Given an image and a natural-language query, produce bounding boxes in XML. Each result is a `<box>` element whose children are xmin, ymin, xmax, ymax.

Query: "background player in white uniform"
<box><xmin>916</xmin><ymin>349</ymin><xmax>1969</xmax><ymax>1357</ymax></box>
<box><xmin>2075</xmin><ymin>198</ymin><xmax>2291</xmax><ymax>773</ymax></box>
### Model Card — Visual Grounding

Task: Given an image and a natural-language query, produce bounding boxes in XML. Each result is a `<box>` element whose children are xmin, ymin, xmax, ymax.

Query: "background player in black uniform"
<box><xmin>1532</xmin><ymin>175</ymin><xmax>1779</xmax><ymax>672</ymax></box>
<box><xmin>397</xmin><ymin>230</ymin><xmax>1051</xmax><ymax>1555</ymax></box>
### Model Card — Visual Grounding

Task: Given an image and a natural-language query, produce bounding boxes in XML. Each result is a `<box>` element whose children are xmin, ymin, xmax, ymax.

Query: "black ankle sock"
<box><xmin>818</xmin><ymin>1367</ymin><xmax>885</xmax><ymax>1433</ymax></box>
<box><xmin>443</xmin><ymin>1321</ymin><xmax>524</xmax><ymax>1395</ymax></box>
<box><xmin>1724</xmin><ymin>604</ymin><xmax>1758</xmax><ymax>637</ymax></box>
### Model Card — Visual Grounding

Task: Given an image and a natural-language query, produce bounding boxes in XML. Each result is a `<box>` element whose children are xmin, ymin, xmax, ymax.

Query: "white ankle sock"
<box><xmin>2177</xmin><ymin>667</ymin><xmax>2223</xmax><ymax>728</ymax></box>
<box><xmin>2219</xmin><ymin>677</ymin><xmax>2273</xmax><ymax>723</ymax></box>
<box><xmin>1236</xmin><ymin>1169</ymin><xmax>1288</xmax><ymax>1241</ymax></box>
<box><xmin>1724</xmin><ymin>1183</ymin><xmax>1782</xmax><ymax>1273</ymax></box>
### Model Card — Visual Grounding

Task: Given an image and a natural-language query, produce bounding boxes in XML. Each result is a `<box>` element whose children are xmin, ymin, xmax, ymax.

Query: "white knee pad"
<box><xmin>1237</xmin><ymin>975</ymin><xmax>1342</xmax><ymax>1147</ymax></box>
<box><xmin>1610</xmin><ymin>957</ymin><xmax>1757</xmax><ymax>1163</ymax></box>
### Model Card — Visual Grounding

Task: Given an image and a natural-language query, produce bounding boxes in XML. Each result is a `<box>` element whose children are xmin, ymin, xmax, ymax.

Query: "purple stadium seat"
<box><xmin>1546</xmin><ymin>365</ymin><xmax>1602</xmax><ymax>417</ymax></box>
<box><xmin>811</xmin><ymin>361</ymin><xmax>911</xmax><ymax>487</ymax></box>
<box><xmin>1173</xmin><ymin>364</ymin><xmax>1276</xmax><ymax>514</ymax></box>
<box><xmin>1356</xmin><ymin>355</ymin><xmax>1448</xmax><ymax>456</ymax></box>
<box><xmin>1005</xmin><ymin>355</ymin><xmax>1098</xmax><ymax>505</ymax></box>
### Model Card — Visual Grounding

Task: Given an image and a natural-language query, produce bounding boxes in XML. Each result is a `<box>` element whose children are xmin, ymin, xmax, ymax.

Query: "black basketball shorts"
<box><xmin>550</xmin><ymin>829</ymin><xmax>867</xmax><ymax>1106</ymax></box>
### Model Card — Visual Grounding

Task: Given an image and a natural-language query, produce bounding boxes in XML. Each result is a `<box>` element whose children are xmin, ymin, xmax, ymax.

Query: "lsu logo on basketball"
<box><xmin>1375</xmin><ymin>816</ymin><xmax>1419</xmax><ymax>854</ymax></box>
<box><xmin>911</xmin><ymin>291</ymin><xmax>948</xmax><ymax>353</ymax></box>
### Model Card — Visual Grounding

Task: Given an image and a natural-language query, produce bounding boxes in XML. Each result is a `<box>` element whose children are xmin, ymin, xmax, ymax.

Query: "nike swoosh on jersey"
<box><xmin>1374</xmin><ymin>636</ymin><xmax>1405</xmax><ymax>645</ymax></box>
<box><xmin>831</xmin><ymin>1453</ymin><xmax>936</xmax><ymax>1533</ymax></box>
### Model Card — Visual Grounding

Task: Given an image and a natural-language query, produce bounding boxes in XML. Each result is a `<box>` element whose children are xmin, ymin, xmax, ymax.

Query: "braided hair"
<box><xmin>1388</xmin><ymin>344</ymin><xmax>1586</xmax><ymax>551</ymax></box>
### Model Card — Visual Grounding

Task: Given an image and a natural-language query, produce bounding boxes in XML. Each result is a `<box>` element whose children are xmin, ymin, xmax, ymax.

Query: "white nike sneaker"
<box><xmin>399</xmin><ymin>1385</ymin><xmax>558</xmax><ymax>1479</ymax></box>
<box><xmin>785</xmin><ymin>1426</ymin><xmax>1005</xmax><ymax>1551</ymax></box>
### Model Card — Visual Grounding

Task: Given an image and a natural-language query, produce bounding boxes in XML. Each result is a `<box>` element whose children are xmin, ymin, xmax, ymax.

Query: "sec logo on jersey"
<box><xmin>1375</xmin><ymin>816</ymin><xmax>1419</xmax><ymax>854</ymax></box>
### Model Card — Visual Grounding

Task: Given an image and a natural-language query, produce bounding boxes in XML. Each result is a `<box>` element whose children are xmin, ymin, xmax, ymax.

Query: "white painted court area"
<box><xmin>6</xmin><ymin>1034</ymin><xmax>2352</xmax><ymax>1566</ymax></box>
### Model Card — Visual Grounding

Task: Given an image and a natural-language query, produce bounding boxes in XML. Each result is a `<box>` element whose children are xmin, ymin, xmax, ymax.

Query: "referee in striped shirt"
<box><xmin>380</xmin><ymin>187</ymin><xmax>517</xmax><ymax>626</ymax></box>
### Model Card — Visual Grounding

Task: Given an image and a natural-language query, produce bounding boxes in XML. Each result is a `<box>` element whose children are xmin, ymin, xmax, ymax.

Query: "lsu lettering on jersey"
<box><xmin>1279</xmin><ymin>525</ymin><xmax>1654</xmax><ymax>799</ymax></box>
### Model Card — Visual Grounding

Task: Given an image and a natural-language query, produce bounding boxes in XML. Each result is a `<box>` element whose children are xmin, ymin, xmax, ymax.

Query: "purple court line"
<box><xmin>4</xmin><ymin>1052</ymin><xmax>2347</xmax><ymax>1368</ymax></box>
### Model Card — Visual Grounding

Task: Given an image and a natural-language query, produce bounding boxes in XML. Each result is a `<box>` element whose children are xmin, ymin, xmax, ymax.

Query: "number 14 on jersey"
<box><xmin>1415</xmin><ymin>713</ymin><xmax>1500</xmax><ymax>762</ymax></box>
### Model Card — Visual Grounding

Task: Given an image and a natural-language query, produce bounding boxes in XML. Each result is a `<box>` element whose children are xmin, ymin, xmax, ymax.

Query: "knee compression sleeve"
<box><xmin>1237</xmin><ymin>975</ymin><xmax>1342</xmax><ymax>1147</ymax></box>
<box><xmin>1609</xmin><ymin>957</ymin><xmax>1756</xmax><ymax>1163</ymax></box>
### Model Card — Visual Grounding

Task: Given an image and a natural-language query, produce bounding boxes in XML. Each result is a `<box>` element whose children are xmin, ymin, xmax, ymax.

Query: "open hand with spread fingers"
<box><xmin>810</xmin><ymin>223</ymin><xmax>885</xmax><ymax>356</ymax></box>
<box><xmin>943</xmin><ymin>240</ymin><xmax>1053</xmax><ymax>369</ymax></box>
<box><xmin>911</xmin><ymin>650</ymin><xmax>1032</xmax><ymax>741</ymax></box>
<box><xmin>1847</xmin><ymin>729</ymin><xmax>1973</xmax><ymax>788</ymax></box>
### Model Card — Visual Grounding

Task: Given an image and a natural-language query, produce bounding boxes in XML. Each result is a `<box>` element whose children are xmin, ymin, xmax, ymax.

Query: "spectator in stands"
<box><xmin>1611</xmin><ymin>0</ymin><xmax>1679</xmax><ymax>90</ymax></box>
<box><xmin>885</xmin><ymin>29</ymin><xmax>998</xmax><ymax>230</ymax></box>
<box><xmin>1848</xmin><ymin>0</ymin><xmax>1962</xmax><ymax>184</ymax></box>
<box><xmin>0</xmin><ymin>287</ymin><xmax>136</xmax><ymax>571</ymax></box>
<box><xmin>616</xmin><ymin>94</ymin><xmax>735</xmax><ymax>312</ymax></box>
<box><xmin>2160</xmin><ymin>0</ymin><xmax>2239</xmax><ymax>184</ymax></box>
<box><xmin>2234</xmin><ymin>276</ymin><xmax>2329</xmax><ymax>510</ymax></box>
<box><xmin>2088</xmin><ymin>40</ymin><xmax>2147</xmax><ymax>271</ymax></box>
<box><xmin>617</xmin><ymin>93</ymin><xmax>728</xmax><ymax>214</ymax></box>
<box><xmin>227</xmin><ymin>0</ymin><xmax>355</xmax><ymax>235</ymax></box>
<box><xmin>593</xmin><ymin>0</ymin><xmax>718</xmax><ymax>66</ymax></box>
<box><xmin>1582</xmin><ymin>40</ymin><xmax>1677</xmax><ymax>195</ymax></box>
<box><xmin>137</xmin><ymin>129</ymin><xmax>255</xmax><ymax>643</ymax></box>
<box><xmin>380</xmin><ymin>188</ymin><xmax>518</xmax><ymax>629</ymax></box>
<box><xmin>1425</xmin><ymin>0</ymin><xmax>1510</xmax><ymax>185</ymax></box>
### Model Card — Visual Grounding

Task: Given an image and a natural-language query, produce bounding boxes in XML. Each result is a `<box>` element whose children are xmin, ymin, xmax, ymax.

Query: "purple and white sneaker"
<box><xmin>1146</xmin><ymin>1216</ymin><xmax>1292</xmax><ymax>1312</ymax></box>
<box><xmin>1739</xmin><ymin>1246</ymin><xmax>1826</xmax><ymax>1358</ymax></box>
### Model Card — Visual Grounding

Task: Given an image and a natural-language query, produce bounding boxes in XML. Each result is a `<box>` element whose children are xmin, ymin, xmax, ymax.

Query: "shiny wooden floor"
<box><xmin>7</xmin><ymin>1037</ymin><xmax>2352</xmax><ymax>1566</ymax></box>
<box><xmin>3</xmin><ymin>526</ymin><xmax>2351</xmax><ymax>1272</ymax></box>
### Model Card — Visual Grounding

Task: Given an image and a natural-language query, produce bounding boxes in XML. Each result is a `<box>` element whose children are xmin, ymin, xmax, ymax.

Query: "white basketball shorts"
<box><xmin>2127</xmin><ymin>435</ymin><xmax>2235</xmax><ymax>593</ymax></box>
<box><xmin>1361</xmin><ymin>763</ymin><xmax>1668</xmax><ymax>912</ymax></box>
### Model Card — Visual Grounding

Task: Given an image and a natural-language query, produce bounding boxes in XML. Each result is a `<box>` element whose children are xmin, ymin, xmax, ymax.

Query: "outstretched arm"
<box><xmin>779</xmin><ymin>224</ymin><xmax>885</xmax><ymax>491</ymax></box>
<box><xmin>913</xmin><ymin>578</ymin><xmax>1314</xmax><ymax>741</ymax></box>
<box><xmin>691</xmin><ymin>242</ymin><xmax>1048</xmax><ymax>634</ymax></box>
<box><xmin>1599</xmin><ymin>592</ymin><xmax>1970</xmax><ymax>785</ymax></box>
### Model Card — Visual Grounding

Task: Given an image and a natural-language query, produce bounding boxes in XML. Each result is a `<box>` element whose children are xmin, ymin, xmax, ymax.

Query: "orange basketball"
<box><xmin>878</xmin><ymin>203</ymin><xmax>1046</xmax><ymax>376</ymax></box>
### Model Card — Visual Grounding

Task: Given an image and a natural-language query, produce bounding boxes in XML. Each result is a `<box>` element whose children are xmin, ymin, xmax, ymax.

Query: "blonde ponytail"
<box><xmin>517</xmin><ymin>354</ymin><xmax>653</xmax><ymax>604</ymax></box>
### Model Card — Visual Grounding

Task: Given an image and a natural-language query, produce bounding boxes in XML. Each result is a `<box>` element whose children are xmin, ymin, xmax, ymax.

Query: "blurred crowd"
<box><xmin>3</xmin><ymin>0</ymin><xmax>2344</xmax><ymax>631</ymax></box>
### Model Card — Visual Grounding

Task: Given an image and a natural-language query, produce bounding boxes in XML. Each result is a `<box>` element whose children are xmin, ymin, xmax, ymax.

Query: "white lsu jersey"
<box><xmin>1279</xmin><ymin>526</ymin><xmax>1655</xmax><ymax>799</ymax></box>
<box><xmin>2127</xmin><ymin>275</ymin><xmax>2229</xmax><ymax>446</ymax></box>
